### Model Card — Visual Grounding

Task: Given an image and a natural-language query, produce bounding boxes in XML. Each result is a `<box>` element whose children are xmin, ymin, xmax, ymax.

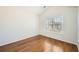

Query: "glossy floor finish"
<box><xmin>0</xmin><ymin>35</ymin><xmax>78</xmax><ymax>52</ymax></box>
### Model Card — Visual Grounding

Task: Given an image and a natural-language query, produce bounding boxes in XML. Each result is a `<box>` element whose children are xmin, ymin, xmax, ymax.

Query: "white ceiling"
<box><xmin>16</xmin><ymin>6</ymin><xmax>48</xmax><ymax>15</ymax></box>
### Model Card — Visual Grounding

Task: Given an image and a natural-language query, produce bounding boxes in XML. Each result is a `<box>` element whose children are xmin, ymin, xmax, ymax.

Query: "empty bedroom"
<box><xmin>0</xmin><ymin>6</ymin><xmax>79</xmax><ymax>52</ymax></box>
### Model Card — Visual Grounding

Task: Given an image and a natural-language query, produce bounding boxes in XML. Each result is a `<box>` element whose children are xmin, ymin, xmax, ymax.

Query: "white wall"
<box><xmin>0</xmin><ymin>6</ymin><xmax>40</xmax><ymax>46</ymax></box>
<box><xmin>77</xmin><ymin>7</ymin><xmax>79</xmax><ymax>49</ymax></box>
<box><xmin>0</xmin><ymin>6</ymin><xmax>78</xmax><ymax>46</ymax></box>
<box><xmin>39</xmin><ymin>6</ymin><xmax>78</xmax><ymax>45</ymax></box>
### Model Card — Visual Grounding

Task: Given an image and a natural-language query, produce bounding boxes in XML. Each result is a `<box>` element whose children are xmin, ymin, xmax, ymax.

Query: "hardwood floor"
<box><xmin>0</xmin><ymin>35</ymin><xmax>78</xmax><ymax>52</ymax></box>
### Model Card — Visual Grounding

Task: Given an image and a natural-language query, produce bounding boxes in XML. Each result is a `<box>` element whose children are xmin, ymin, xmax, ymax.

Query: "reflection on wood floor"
<box><xmin>0</xmin><ymin>35</ymin><xmax>78</xmax><ymax>52</ymax></box>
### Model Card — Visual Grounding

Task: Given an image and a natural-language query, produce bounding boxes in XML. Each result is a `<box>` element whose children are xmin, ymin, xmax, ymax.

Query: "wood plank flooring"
<box><xmin>0</xmin><ymin>35</ymin><xmax>78</xmax><ymax>52</ymax></box>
